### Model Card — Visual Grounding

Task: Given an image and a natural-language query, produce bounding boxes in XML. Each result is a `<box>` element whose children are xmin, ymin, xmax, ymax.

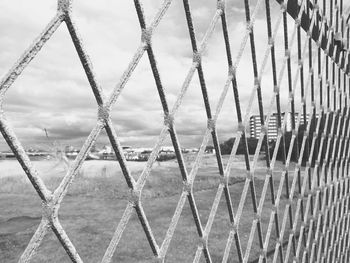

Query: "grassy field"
<box><xmin>0</xmin><ymin>154</ymin><xmax>302</xmax><ymax>262</ymax></box>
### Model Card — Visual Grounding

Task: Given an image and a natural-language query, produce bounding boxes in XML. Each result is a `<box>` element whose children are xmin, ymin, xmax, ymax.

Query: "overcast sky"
<box><xmin>0</xmin><ymin>0</ymin><xmax>342</xmax><ymax>151</ymax></box>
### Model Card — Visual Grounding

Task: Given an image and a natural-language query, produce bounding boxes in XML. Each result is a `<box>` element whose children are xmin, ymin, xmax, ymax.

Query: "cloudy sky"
<box><xmin>0</xmin><ymin>0</ymin><xmax>340</xmax><ymax>151</ymax></box>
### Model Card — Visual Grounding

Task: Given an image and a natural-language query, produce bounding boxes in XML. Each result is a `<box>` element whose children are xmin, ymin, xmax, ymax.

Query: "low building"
<box><xmin>98</xmin><ymin>145</ymin><xmax>115</xmax><ymax>160</ymax></box>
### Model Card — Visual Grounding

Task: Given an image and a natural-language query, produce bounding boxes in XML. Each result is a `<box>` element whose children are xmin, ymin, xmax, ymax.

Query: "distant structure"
<box><xmin>249</xmin><ymin>113</ymin><xmax>281</xmax><ymax>140</ymax></box>
<box><xmin>97</xmin><ymin>145</ymin><xmax>178</xmax><ymax>161</ymax></box>
<box><xmin>249</xmin><ymin>112</ymin><xmax>314</xmax><ymax>140</ymax></box>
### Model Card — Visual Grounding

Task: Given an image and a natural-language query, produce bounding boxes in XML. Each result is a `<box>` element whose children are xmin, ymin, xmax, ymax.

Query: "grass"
<box><xmin>0</xmin><ymin>154</ymin><xmax>303</xmax><ymax>262</ymax></box>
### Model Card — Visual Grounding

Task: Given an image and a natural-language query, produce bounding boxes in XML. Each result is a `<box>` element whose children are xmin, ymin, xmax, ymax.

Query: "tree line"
<box><xmin>218</xmin><ymin>113</ymin><xmax>342</xmax><ymax>167</ymax></box>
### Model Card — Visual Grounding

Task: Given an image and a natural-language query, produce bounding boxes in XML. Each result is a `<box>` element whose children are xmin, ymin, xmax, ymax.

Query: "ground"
<box><xmin>0</xmin><ymin>154</ymin><xmax>302</xmax><ymax>262</ymax></box>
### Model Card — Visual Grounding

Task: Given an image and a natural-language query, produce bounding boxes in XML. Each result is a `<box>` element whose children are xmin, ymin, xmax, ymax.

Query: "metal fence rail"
<box><xmin>0</xmin><ymin>0</ymin><xmax>349</xmax><ymax>262</ymax></box>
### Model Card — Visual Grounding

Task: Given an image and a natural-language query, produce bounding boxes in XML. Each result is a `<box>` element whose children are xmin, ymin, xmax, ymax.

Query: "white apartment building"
<box><xmin>250</xmin><ymin>112</ymin><xmax>315</xmax><ymax>140</ymax></box>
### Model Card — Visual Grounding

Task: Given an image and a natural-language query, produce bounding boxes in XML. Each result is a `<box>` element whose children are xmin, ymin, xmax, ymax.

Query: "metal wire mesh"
<box><xmin>0</xmin><ymin>0</ymin><xmax>349</xmax><ymax>262</ymax></box>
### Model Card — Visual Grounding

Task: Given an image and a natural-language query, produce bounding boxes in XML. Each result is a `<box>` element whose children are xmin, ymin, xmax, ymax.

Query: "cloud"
<box><xmin>0</xmin><ymin>0</ymin><xmax>305</xmax><ymax>151</ymax></box>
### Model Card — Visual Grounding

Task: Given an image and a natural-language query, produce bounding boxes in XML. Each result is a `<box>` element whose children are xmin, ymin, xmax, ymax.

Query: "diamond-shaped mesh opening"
<box><xmin>110</xmin><ymin>212</ymin><xmax>155</xmax><ymax>262</ymax></box>
<box><xmin>3</xmin><ymin>27</ymin><xmax>96</xmax><ymax>147</ymax></box>
<box><xmin>164</xmin><ymin>201</ymin><xmax>199</xmax><ymax>262</ymax></box>
<box><xmin>2</xmin><ymin>25</ymin><xmax>97</xmax><ymax>192</ymax></box>
<box><xmin>183</xmin><ymin>1</ymin><xmax>218</xmax><ymax>42</ymax></box>
<box><xmin>229</xmin><ymin>179</ymin><xmax>258</xmax><ymax>258</ymax></box>
<box><xmin>151</xmin><ymin>0</ymin><xmax>193</xmax><ymax>108</ymax></box>
<box><xmin>175</xmin><ymin>80</ymin><xmax>208</xmax><ymax>149</ymax></box>
<box><xmin>215</xmin><ymin>97</ymin><xmax>239</xmax><ymax>166</ymax></box>
<box><xmin>140</xmin><ymin>189</ymin><xmax>184</xmax><ymax>246</ymax></box>
<box><xmin>56</xmin><ymin>126</ymin><xmax>146</xmax><ymax>261</ymax></box>
<box><xmin>139</xmin><ymin>135</ymin><xmax>184</xmax><ymax>245</ymax></box>
<box><xmin>200</xmin><ymin>14</ymin><xmax>228</xmax><ymax>106</ymax></box>
<box><xmin>59</xmin><ymin>185</ymin><xmax>129</xmax><ymax>262</ymax></box>
<box><xmin>191</xmin><ymin>136</ymin><xmax>227</xmax><ymax>226</ymax></box>
<box><xmin>109</xmin><ymin>54</ymin><xmax>164</xmax><ymax>148</ymax></box>
<box><xmin>192</xmin><ymin>178</ymin><xmax>221</xmax><ymax>227</ymax></box>
<box><xmin>206</xmin><ymin>192</ymin><xmax>232</xmax><ymax>261</ymax></box>
<box><xmin>71</xmin><ymin>0</ymin><xmax>141</xmax><ymax>95</ymax></box>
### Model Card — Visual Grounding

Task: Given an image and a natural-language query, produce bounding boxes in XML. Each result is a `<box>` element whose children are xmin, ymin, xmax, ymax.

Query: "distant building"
<box><xmin>250</xmin><ymin>112</ymin><xmax>315</xmax><ymax>140</ymax></box>
<box><xmin>64</xmin><ymin>145</ymin><xmax>79</xmax><ymax>159</ymax></box>
<box><xmin>187</xmin><ymin>148</ymin><xmax>199</xmax><ymax>153</ymax></box>
<box><xmin>98</xmin><ymin>145</ymin><xmax>115</xmax><ymax>160</ymax></box>
<box><xmin>160</xmin><ymin>146</ymin><xmax>175</xmax><ymax>153</ymax></box>
<box><xmin>250</xmin><ymin>113</ymin><xmax>282</xmax><ymax>140</ymax></box>
<box><xmin>286</xmin><ymin>112</ymin><xmax>315</xmax><ymax>131</ymax></box>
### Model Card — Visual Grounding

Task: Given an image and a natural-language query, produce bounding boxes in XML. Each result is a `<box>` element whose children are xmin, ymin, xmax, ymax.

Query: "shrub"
<box><xmin>220</xmin><ymin>137</ymin><xmax>259</xmax><ymax>155</ymax></box>
<box><xmin>270</xmin><ymin>113</ymin><xmax>334</xmax><ymax>167</ymax></box>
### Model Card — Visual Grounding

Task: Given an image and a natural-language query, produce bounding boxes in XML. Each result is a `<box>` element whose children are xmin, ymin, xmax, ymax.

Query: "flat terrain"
<box><xmin>0</xmin><ymin>154</ymin><xmax>302</xmax><ymax>262</ymax></box>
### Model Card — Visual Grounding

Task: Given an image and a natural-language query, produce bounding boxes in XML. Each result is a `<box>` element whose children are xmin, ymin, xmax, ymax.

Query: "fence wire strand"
<box><xmin>0</xmin><ymin>0</ymin><xmax>349</xmax><ymax>262</ymax></box>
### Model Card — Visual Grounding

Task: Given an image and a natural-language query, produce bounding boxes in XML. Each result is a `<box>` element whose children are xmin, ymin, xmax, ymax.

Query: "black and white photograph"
<box><xmin>0</xmin><ymin>0</ymin><xmax>349</xmax><ymax>262</ymax></box>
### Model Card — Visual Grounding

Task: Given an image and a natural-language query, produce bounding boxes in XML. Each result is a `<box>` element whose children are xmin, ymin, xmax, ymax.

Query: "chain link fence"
<box><xmin>0</xmin><ymin>0</ymin><xmax>349</xmax><ymax>262</ymax></box>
